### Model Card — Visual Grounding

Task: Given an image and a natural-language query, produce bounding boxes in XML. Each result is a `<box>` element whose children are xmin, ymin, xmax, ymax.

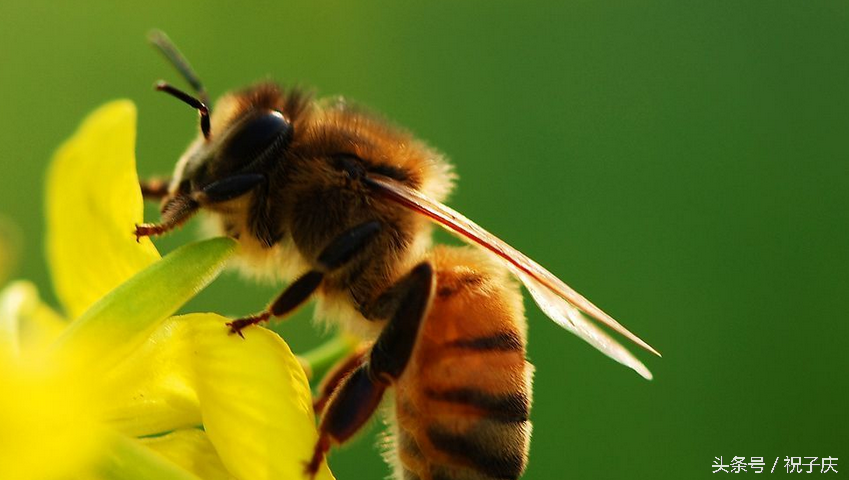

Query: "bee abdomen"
<box><xmin>393</xmin><ymin>246</ymin><xmax>533</xmax><ymax>480</ymax></box>
<box><xmin>397</xmin><ymin>417</ymin><xmax>531</xmax><ymax>480</ymax></box>
<box><xmin>424</xmin><ymin>387</ymin><xmax>530</xmax><ymax>423</ymax></box>
<box><xmin>400</xmin><ymin>360</ymin><xmax>533</xmax><ymax>479</ymax></box>
<box><xmin>426</xmin><ymin>418</ymin><xmax>530</xmax><ymax>480</ymax></box>
<box><xmin>447</xmin><ymin>331</ymin><xmax>524</xmax><ymax>353</ymax></box>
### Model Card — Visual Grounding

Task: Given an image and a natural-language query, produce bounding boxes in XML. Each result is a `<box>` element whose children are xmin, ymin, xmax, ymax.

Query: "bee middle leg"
<box><xmin>227</xmin><ymin>220</ymin><xmax>383</xmax><ymax>336</ymax></box>
<box><xmin>306</xmin><ymin>262</ymin><xmax>434</xmax><ymax>477</ymax></box>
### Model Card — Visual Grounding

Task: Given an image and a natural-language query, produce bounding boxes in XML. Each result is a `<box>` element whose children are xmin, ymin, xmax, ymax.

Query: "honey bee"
<box><xmin>137</xmin><ymin>31</ymin><xmax>660</xmax><ymax>480</ymax></box>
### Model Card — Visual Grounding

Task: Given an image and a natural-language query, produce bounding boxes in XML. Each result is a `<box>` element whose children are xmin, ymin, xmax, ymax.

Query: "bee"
<box><xmin>136</xmin><ymin>31</ymin><xmax>660</xmax><ymax>480</ymax></box>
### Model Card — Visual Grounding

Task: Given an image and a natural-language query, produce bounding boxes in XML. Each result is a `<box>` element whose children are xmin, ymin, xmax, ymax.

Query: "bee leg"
<box><xmin>312</xmin><ymin>346</ymin><xmax>369</xmax><ymax>415</ymax></box>
<box><xmin>306</xmin><ymin>262</ymin><xmax>434</xmax><ymax>478</ymax></box>
<box><xmin>134</xmin><ymin>194</ymin><xmax>199</xmax><ymax>241</ymax></box>
<box><xmin>363</xmin><ymin>262</ymin><xmax>434</xmax><ymax>379</ymax></box>
<box><xmin>196</xmin><ymin>173</ymin><xmax>266</xmax><ymax>204</ymax></box>
<box><xmin>314</xmin><ymin>220</ymin><xmax>383</xmax><ymax>271</ymax></box>
<box><xmin>226</xmin><ymin>270</ymin><xmax>324</xmax><ymax>336</ymax></box>
<box><xmin>227</xmin><ymin>221</ymin><xmax>383</xmax><ymax>336</ymax></box>
<box><xmin>306</xmin><ymin>366</ymin><xmax>383</xmax><ymax>477</ymax></box>
<box><xmin>139</xmin><ymin>177</ymin><xmax>171</xmax><ymax>201</ymax></box>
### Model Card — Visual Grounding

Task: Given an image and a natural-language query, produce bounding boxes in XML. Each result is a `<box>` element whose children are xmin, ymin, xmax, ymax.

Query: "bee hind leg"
<box><xmin>312</xmin><ymin>346</ymin><xmax>369</xmax><ymax>415</ymax></box>
<box><xmin>227</xmin><ymin>220</ymin><xmax>383</xmax><ymax>336</ymax></box>
<box><xmin>306</xmin><ymin>262</ymin><xmax>434</xmax><ymax>478</ymax></box>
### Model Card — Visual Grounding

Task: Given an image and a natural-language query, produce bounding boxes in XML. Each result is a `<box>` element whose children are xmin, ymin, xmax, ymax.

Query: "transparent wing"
<box><xmin>517</xmin><ymin>270</ymin><xmax>652</xmax><ymax>379</ymax></box>
<box><xmin>365</xmin><ymin>174</ymin><xmax>659</xmax><ymax>378</ymax></box>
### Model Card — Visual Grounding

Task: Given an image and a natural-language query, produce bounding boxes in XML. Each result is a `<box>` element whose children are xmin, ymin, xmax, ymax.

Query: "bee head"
<box><xmin>143</xmin><ymin>31</ymin><xmax>301</xmax><ymax>235</ymax></box>
<box><xmin>163</xmin><ymin>86</ymin><xmax>295</xmax><ymax>201</ymax></box>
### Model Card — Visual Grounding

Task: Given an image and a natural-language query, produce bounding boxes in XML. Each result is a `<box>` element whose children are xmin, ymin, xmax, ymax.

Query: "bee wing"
<box><xmin>516</xmin><ymin>270</ymin><xmax>652</xmax><ymax>379</ymax></box>
<box><xmin>365</xmin><ymin>174</ymin><xmax>659</xmax><ymax>379</ymax></box>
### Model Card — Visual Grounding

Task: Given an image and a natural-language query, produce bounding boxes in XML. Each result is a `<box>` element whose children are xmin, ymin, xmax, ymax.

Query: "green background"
<box><xmin>1</xmin><ymin>1</ymin><xmax>847</xmax><ymax>478</ymax></box>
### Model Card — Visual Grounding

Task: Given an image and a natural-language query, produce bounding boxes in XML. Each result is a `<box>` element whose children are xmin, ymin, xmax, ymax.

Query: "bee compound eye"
<box><xmin>224</xmin><ymin>110</ymin><xmax>293</xmax><ymax>160</ymax></box>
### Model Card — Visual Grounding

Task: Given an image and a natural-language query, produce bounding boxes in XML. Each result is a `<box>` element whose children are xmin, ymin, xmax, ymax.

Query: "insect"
<box><xmin>136</xmin><ymin>30</ymin><xmax>660</xmax><ymax>480</ymax></box>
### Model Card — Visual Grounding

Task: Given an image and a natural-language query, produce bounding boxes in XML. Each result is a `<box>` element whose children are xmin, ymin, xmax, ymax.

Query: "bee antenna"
<box><xmin>148</xmin><ymin>29</ymin><xmax>210</xmax><ymax>106</ymax></box>
<box><xmin>156</xmin><ymin>81</ymin><xmax>211</xmax><ymax>140</ymax></box>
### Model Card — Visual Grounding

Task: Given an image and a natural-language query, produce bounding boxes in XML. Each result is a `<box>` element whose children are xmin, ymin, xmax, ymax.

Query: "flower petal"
<box><xmin>104</xmin><ymin>313</ymin><xmax>334</xmax><ymax>478</ymax></box>
<box><xmin>187</xmin><ymin>314</ymin><xmax>334</xmax><ymax>480</ymax></box>
<box><xmin>0</xmin><ymin>281</ymin><xmax>66</xmax><ymax>358</ymax></box>
<box><xmin>99</xmin><ymin>317</ymin><xmax>200</xmax><ymax>437</ymax></box>
<box><xmin>52</xmin><ymin>237</ymin><xmax>236</xmax><ymax>372</ymax></box>
<box><xmin>141</xmin><ymin>429</ymin><xmax>235</xmax><ymax>480</ymax></box>
<box><xmin>0</xmin><ymin>356</ymin><xmax>104</xmax><ymax>480</ymax></box>
<box><xmin>46</xmin><ymin>100</ymin><xmax>160</xmax><ymax>319</ymax></box>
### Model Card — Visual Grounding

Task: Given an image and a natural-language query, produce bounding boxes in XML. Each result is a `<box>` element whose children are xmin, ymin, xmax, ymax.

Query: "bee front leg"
<box><xmin>137</xmin><ymin>174</ymin><xmax>266</xmax><ymax>242</ymax></box>
<box><xmin>134</xmin><ymin>193</ymin><xmax>199</xmax><ymax>241</ymax></box>
<box><xmin>135</xmin><ymin>177</ymin><xmax>175</xmax><ymax>240</ymax></box>
<box><xmin>227</xmin><ymin>220</ymin><xmax>383</xmax><ymax>336</ymax></box>
<box><xmin>306</xmin><ymin>262</ymin><xmax>434</xmax><ymax>478</ymax></box>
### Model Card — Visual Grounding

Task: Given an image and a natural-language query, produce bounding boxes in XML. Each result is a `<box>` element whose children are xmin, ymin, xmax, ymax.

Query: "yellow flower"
<box><xmin>0</xmin><ymin>101</ymin><xmax>333</xmax><ymax>480</ymax></box>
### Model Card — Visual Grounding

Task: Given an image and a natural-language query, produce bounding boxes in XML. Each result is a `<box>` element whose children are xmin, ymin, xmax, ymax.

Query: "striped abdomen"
<box><xmin>392</xmin><ymin>246</ymin><xmax>534</xmax><ymax>480</ymax></box>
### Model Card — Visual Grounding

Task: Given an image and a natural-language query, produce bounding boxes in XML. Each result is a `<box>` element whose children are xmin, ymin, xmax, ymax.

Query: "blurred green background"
<box><xmin>1</xmin><ymin>1</ymin><xmax>847</xmax><ymax>478</ymax></box>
